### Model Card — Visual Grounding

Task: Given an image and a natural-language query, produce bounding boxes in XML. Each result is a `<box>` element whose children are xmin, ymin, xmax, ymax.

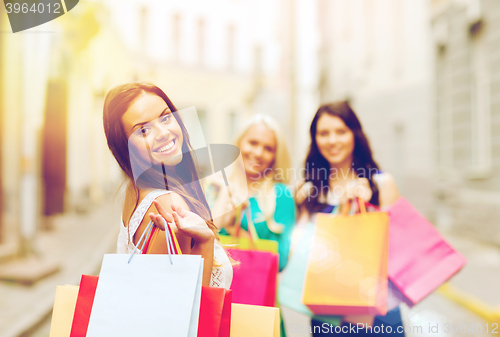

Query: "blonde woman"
<box><xmin>207</xmin><ymin>114</ymin><xmax>296</xmax><ymax>272</ymax></box>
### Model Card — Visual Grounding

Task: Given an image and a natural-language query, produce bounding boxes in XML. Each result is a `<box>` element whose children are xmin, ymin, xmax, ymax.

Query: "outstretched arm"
<box><xmin>149</xmin><ymin>200</ymin><xmax>214</xmax><ymax>286</ymax></box>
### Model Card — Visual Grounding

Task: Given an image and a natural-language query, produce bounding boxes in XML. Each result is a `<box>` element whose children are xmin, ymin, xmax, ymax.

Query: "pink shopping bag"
<box><xmin>228</xmin><ymin>248</ymin><xmax>279</xmax><ymax>307</ymax></box>
<box><xmin>388</xmin><ymin>197</ymin><xmax>466</xmax><ymax>305</ymax></box>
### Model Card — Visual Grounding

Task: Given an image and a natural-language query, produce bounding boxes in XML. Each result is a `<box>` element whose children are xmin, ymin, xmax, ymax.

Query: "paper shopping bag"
<box><xmin>220</xmin><ymin>235</ymin><xmax>278</xmax><ymax>253</ymax></box>
<box><xmin>302</xmin><ymin>201</ymin><xmax>389</xmax><ymax>316</ymax></box>
<box><xmin>49</xmin><ymin>285</ymin><xmax>79</xmax><ymax>337</ymax></box>
<box><xmin>198</xmin><ymin>287</ymin><xmax>232</xmax><ymax>337</ymax></box>
<box><xmin>219</xmin><ymin>287</ymin><xmax>232</xmax><ymax>337</ymax></box>
<box><xmin>278</xmin><ymin>221</ymin><xmax>341</xmax><ymax>326</ymax></box>
<box><xmin>220</xmin><ymin>205</ymin><xmax>278</xmax><ymax>254</ymax></box>
<box><xmin>387</xmin><ymin>197</ymin><xmax>466</xmax><ymax>305</ymax></box>
<box><xmin>70</xmin><ymin>275</ymin><xmax>98</xmax><ymax>337</ymax></box>
<box><xmin>86</xmin><ymin>254</ymin><xmax>203</xmax><ymax>337</ymax></box>
<box><xmin>230</xmin><ymin>303</ymin><xmax>280</xmax><ymax>337</ymax></box>
<box><xmin>229</xmin><ymin>248</ymin><xmax>279</xmax><ymax>307</ymax></box>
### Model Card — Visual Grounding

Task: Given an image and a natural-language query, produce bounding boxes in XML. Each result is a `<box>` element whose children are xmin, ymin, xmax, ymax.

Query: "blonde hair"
<box><xmin>232</xmin><ymin>114</ymin><xmax>292</xmax><ymax>233</ymax></box>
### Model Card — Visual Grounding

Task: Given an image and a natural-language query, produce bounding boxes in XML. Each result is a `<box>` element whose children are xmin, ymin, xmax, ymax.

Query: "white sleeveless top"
<box><xmin>117</xmin><ymin>189</ymin><xmax>233</xmax><ymax>289</ymax></box>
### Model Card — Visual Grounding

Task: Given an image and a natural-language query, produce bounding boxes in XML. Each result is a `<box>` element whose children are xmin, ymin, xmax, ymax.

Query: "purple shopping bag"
<box><xmin>388</xmin><ymin>198</ymin><xmax>466</xmax><ymax>305</ymax></box>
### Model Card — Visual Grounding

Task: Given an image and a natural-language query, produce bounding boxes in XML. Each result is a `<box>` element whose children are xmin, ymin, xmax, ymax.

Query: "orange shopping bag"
<box><xmin>302</xmin><ymin>199</ymin><xmax>389</xmax><ymax>316</ymax></box>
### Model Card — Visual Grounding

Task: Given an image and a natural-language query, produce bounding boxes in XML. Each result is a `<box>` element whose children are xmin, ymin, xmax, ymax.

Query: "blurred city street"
<box><xmin>1</xmin><ymin>0</ymin><xmax>500</xmax><ymax>336</ymax></box>
<box><xmin>0</xmin><ymin>200</ymin><xmax>121</xmax><ymax>337</ymax></box>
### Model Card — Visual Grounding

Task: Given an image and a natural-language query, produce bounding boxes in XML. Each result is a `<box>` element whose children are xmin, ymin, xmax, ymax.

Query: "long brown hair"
<box><xmin>302</xmin><ymin>101</ymin><xmax>380</xmax><ymax>214</ymax></box>
<box><xmin>103</xmin><ymin>82</ymin><xmax>218</xmax><ymax>238</ymax></box>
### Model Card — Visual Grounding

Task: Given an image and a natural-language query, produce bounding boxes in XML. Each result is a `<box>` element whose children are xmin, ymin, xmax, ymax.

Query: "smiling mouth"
<box><xmin>155</xmin><ymin>139</ymin><xmax>175</xmax><ymax>153</ymax></box>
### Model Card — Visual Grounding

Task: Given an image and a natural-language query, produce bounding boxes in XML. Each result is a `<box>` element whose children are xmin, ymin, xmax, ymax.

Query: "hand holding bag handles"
<box><xmin>85</xmin><ymin>219</ymin><xmax>203</xmax><ymax>337</ymax></box>
<box><xmin>219</xmin><ymin>204</ymin><xmax>279</xmax><ymax>253</ymax></box>
<box><xmin>69</xmin><ymin>220</ymin><xmax>232</xmax><ymax>337</ymax></box>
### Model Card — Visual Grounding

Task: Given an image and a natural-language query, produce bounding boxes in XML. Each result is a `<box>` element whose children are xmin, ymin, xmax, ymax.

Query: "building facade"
<box><xmin>104</xmin><ymin>0</ymin><xmax>293</xmax><ymax>146</ymax></box>
<box><xmin>0</xmin><ymin>4</ymin><xmax>133</xmax><ymax>260</ymax></box>
<box><xmin>432</xmin><ymin>0</ymin><xmax>500</xmax><ymax>244</ymax></box>
<box><xmin>315</xmin><ymin>0</ymin><xmax>436</xmax><ymax>215</ymax></box>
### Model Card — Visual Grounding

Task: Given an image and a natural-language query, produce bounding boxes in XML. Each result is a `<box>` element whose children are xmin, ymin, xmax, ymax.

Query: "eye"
<box><xmin>318</xmin><ymin>130</ymin><xmax>329</xmax><ymax>137</ymax></box>
<box><xmin>160</xmin><ymin>114</ymin><xmax>172</xmax><ymax>124</ymax></box>
<box><xmin>140</xmin><ymin>126</ymin><xmax>150</xmax><ymax>135</ymax></box>
<box><xmin>249</xmin><ymin>140</ymin><xmax>258</xmax><ymax>146</ymax></box>
<box><xmin>264</xmin><ymin>146</ymin><xmax>274</xmax><ymax>153</ymax></box>
<box><xmin>337</xmin><ymin>129</ymin><xmax>346</xmax><ymax>135</ymax></box>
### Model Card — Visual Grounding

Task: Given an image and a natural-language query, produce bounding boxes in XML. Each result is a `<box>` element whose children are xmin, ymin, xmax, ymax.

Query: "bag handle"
<box><xmin>128</xmin><ymin>220</ymin><xmax>155</xmax><ymax>263</ymax></box>
<box><xmin>128</xmin><ymin>218</ymin><xmax>182</xmax><ymax>264</ymax></box>
<box><xmin>233</xmin><ymin>203</ymin><xmax>259</xmax><ymax>250</ymax></box>
<box><xmin>340</xmin><ymin>198</ymin><xmax>367</xmax><ymax>216</ymax></box>
<box><xmin>330</xmin><ymin>205</ymin><xmax>340</xmax><ymax>215</ymax></box>
<box><xmin>233</xmin><ymin>204</ymin><xmax>244</xmax><ymax>236</ymax></box>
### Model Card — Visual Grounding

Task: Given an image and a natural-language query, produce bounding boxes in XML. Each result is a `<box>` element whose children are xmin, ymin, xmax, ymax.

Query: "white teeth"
<box><xmin>157</xmin><ymin>140</ymin><xmax>175</xmax><ymax>153</ymax></box>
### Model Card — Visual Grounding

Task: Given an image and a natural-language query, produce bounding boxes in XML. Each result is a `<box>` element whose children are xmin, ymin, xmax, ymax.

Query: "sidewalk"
<box><xmin>437</xmin><ymin>232</ymin><xmax>500</xmax><ymax>323</ymax></box>
<box><xmin>0</xmin><ymin>200</ymin><xmax>121</xmax><ymax>337</ymax></box>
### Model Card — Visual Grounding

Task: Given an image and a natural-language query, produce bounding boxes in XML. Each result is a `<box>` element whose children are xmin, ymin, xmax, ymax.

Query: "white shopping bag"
<box><xmin>86</xmin><ymin>253</ymin><xmax>203</xmax><ymax>337</ymax></box>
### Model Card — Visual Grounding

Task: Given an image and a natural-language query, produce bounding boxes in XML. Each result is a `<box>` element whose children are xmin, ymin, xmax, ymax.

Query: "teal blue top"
<box><xmin>220</xmin><ymin>183</ymin><xmax>296</xmax><ymax>272</ymax></box>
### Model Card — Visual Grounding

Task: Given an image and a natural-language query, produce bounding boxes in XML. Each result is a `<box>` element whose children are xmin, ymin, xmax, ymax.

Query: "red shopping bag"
<box><xmin>228</xmin><ymin>248</ymin><xmax>279</xmax><ymax>307</ymax></box>
<box><xmin>70</xmin><ymin>275</ymin><xmax>98</xmax><ymax>337</ymax></box>
<box><xmin>198</xmin><ymin>287</ymin><xmax>232</xmax><ymax>337</ymax></box>
<box><xmin>70</xmin><ymin>275</ymin><xmax>231</xmax><ymax>337</ymax></box>
<box><xmin>388</xmin><ymin>197</ymin><xmax>466</xmax><ymax>305</ymax></box>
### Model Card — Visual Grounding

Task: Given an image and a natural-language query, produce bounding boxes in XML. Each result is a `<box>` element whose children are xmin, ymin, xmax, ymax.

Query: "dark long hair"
<box><xmin>103</xmin><ymin>82</ymin><xmax>216</xmax><ymax>236</ymax></box>
<box><xmin>302</xmin><ymin>101</ymin><xmax>380</xmax><ymax>213</ymax></box>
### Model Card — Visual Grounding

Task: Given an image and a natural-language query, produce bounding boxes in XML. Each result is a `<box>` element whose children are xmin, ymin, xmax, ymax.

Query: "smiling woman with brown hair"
<box><xmin>103</xmin><ymin>81</ymin><xmax>232</xmax><ymax>289</ymax></box>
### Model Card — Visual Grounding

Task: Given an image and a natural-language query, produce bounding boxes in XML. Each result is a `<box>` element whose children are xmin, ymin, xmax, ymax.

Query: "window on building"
<box><xmin>172</xmin><ymin>13</ymin><xmax>181</xmax><ymax>62</ymax></box>
<box><xmin>197</xmin><ymin>108</ymin><xmax>209</xmax><ymax>142</ymax></box>
<box><xmin>363</xmin><ymin>0</ymin><xmax>375</xmax><ymax>69</ymax></box>
<box><xmin>227</xmin><ymin>24</ymin><xmax>235</xmax><ymax>70</ymax></box>
<box><xmin>392</xmin><ymin>0</ymin><xmax>404</xmax><ymax>78</ymax></box>
<box><xmin>253</xmin><ymin>44</ymin><xmax>263</xmax><ymax>88</ymax></box>
<box><xmin>468</xmin><ymin>20</ymin><xmax>492</xmax><ymax>177</ymax></box>
<box><xmin>436</xmin><ymin>44</ymin><xmax>454</xmax><ymax>173</ymax></box>
<box><xmin>197</xmin><ymin>18</ymin><xmax>206</xmax><ymax>66</ymax></box>
<box><xmin>228</xmin><ymin>110</ymin><xmax>238</xmax><ymax>142</ymax></box>
<box><xmin>140</xmin><ymin>6</ymin><xmax>148</xmax><ymax>52</ymax></box>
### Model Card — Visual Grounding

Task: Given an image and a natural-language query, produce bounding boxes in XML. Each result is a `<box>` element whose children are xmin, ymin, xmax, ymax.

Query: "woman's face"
<box><xmin>239</xmin><ymin>123</ymin><xmax>276</xmax><ymax>180</ymax></box>
<box><xmin>122</xmin><ymin>93</ymin><xmax>184</xmax><ymax>167</ymax></box>
<box><xmin>315</xmin><ymin>113</ymin><xmax>355</xmax><ymax>167</ymax></box>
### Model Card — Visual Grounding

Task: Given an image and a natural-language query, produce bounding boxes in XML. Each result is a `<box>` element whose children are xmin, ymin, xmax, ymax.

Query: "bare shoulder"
<box><xmin>154</xmin><ymin>191</ymin><xmax>191</xmax><ymax>213</ymax></box>
<box><xmin>376</xmin><ymin>172</ymin><xmax>400</xmax><ymax>209</ymax></box>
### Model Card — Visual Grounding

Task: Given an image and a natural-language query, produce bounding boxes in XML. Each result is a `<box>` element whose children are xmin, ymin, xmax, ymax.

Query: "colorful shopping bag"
<box><xmin>220</xmin><ymin>235</ymin><xmax>278</xmax><ymax>253</ymax></box>
<box><xmin>198</xmin><ymin>287</ymin><xmax>232</xmax><ymax>337</ymax></box>
<box><xmin>230</xmin><ymin>303</ymin><xmax>280</xmax><ymax>337</ymax></box>
<box><xmin>227</xmin><ymin>206</ymin><xmax>279</xmax><ymax>307</ymax></box>
<box><xmin>49</xmin><ymin>285</ymin><xmax>80</xmax><ymax>337</ymax></box>
<box><xmin>68</xmin><ymin>280</ymin><xmax>231</xmax><ymax>337</ymax></box>
<box><xmin>302</xmin><ymin>200</ymin><xmax>389</xmax><ymax>316</ymax></box>
<box><xmin>229</xmin><ymin>248</ymin><xmax>279</xmax><ymax>307</ymax></box>
<box><xmin>86</xmin><ymin>220</ymin><xmax>203</xmax><ymax>337</ymax></box>
<box><xmin>220</xmin><ymin>205</ymin><xmax>278</xmax><ymax>253</ymax></box>
<box><xmin>387</xmin><ymin>197</ymin><xmax>466</xmax><ymax>305</ymax></box>
<box><xmin>278</xmin><ymin>221</ymin><xmax>341</xmax><ymax>326</ymax></box>
<box><xmin>70</xmin><ymin>275</ymin><xmax>98</xmax><ymax>337</ymax></box>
